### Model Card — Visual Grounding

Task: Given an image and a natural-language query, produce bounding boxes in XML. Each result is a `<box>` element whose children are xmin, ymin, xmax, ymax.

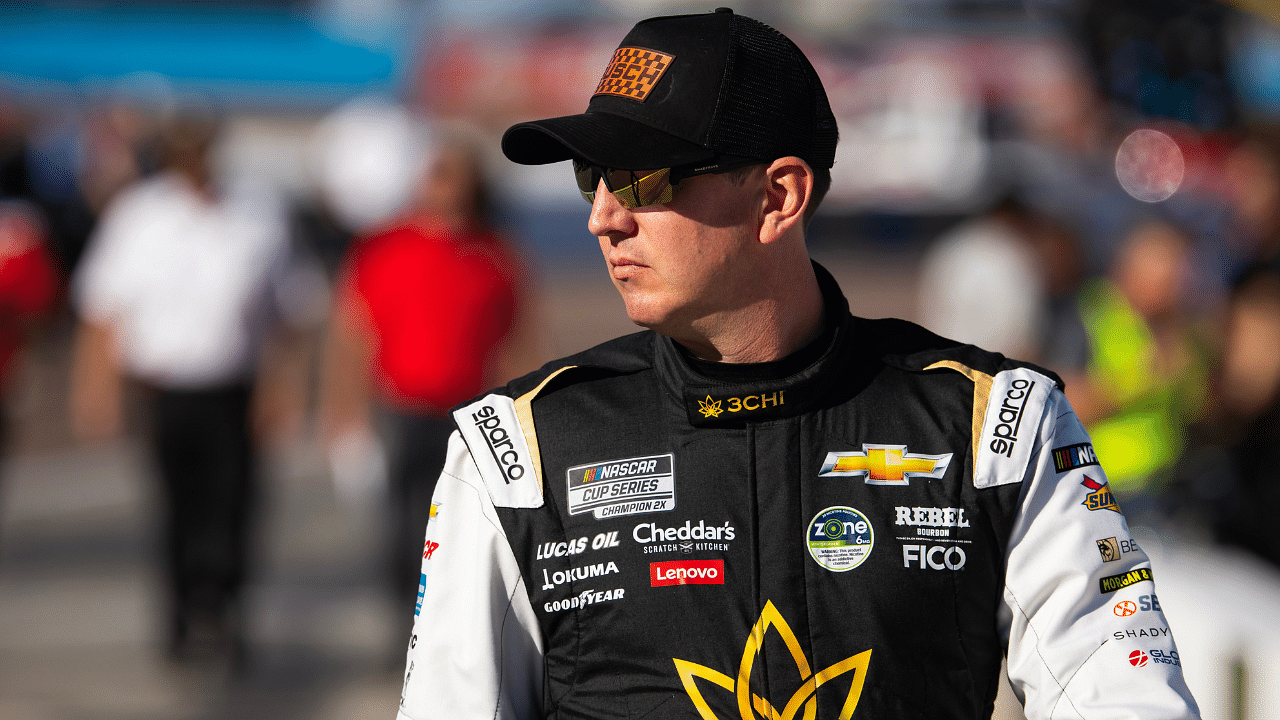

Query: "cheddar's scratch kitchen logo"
<box><xmin>673</xmin><ymin>601</ymin><xmax>872</xmax><ymax>720</ymax></box>
<box><xmin>818</xmin><ymin>444</ymin><xmax>952</xmax><ymax>486</ymax></box>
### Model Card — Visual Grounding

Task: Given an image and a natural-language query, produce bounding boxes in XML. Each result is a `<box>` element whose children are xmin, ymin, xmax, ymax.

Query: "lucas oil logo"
<box><xmin>807</xmin><ymin>506</ymin><xmax>874</xmax><ymax>572</ymax></box>
<box><xmin>566</xmin><ymin>454</ymin><xmax>675</xmax><ymax>520</ymax></box>
<box><xmin>818</xmin><ymin>444</ymin><xmax>952</xmax><ymax>486</ymax></box>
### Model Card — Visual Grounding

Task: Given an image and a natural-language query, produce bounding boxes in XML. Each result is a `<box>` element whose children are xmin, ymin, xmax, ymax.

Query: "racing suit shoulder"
<box><xmin>449</xmin><ymin>330</ymin><xmax>659</xmax><ymax>510</ymax></box>
<box><xmin>858</xmin><ymin>314</ymin><xmax>1062</xmax><ymax>388</ymax></box>
<box><xmin>505</xmin><ymin>330</ymin><xmax>658</xmax><ymax>400</ymax></box>
<box><xmin>857</xmin><ymin>316</ymin><xmax>1064</xmax><ymax>490</ymax></box>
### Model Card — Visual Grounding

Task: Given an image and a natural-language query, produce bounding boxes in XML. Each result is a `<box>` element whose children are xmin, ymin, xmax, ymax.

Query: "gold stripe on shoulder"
<box><xmin>513</xmin><ymin>365</ymin><xmax>577</xmax><ymax>495</ymax></box>
<box><xmin>925</xmin><ymin>360</ymin><xmax>994</xmax><ymax>466</ymax></box>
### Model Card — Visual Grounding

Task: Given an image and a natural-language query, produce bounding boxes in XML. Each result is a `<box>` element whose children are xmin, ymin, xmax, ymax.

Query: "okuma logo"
<box><xmin>673</xmin><ymin>600</ymin><xmax>871</xmax><ymax>720</ymax></box>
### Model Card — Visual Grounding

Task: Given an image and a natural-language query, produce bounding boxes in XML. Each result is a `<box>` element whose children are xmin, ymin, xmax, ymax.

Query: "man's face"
<box><xmin>588</xmin><ymin>169</ymin><xmax>764</xmax><ymax>339</ymax></box>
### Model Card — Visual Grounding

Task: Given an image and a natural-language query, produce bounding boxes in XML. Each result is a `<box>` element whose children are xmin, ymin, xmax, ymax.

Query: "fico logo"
<box><xmin>651</xmin><ymin>560</ymin><xmax>725</xmax><ymax>587</ymax></box>
<box><xmin>1129</xmin><ymin>650</ymin><xmax>1148</xmax><ymax>667</ymax></box>
<box><xmin>902</xmin><ymin>544</ymin><xmax>966</xmax><ymax>570</ymax></box>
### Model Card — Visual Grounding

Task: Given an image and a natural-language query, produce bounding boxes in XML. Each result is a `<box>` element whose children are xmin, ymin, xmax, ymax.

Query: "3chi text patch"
<box><xmin>567</xmin><ymin>454</ymin><xmax>675</xmax><ymax>519</ymax></box>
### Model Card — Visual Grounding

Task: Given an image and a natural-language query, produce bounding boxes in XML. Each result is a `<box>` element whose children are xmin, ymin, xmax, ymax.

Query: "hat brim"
<box><xmin>501</xmin><ymin>111</ymin><xmax>716</xmax><ymax>170</ymax></box>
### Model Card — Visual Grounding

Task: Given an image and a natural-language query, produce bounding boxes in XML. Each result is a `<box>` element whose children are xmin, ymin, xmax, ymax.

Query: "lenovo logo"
<box><xmin>650</xmin><ymin>560</ymin><xmax>725</xmax><ymax>587</ymax></box>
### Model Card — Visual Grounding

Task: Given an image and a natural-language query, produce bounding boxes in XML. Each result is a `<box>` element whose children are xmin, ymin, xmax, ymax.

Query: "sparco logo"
<box><xmin>471</xmin><ymin>405</ymin><xmax>524</xmax><ymax>484</ymax></box>
<box><xmin>990</xmin><ymin>378</ymin><xmax>1034</xmax><ymax>458</ymax></box>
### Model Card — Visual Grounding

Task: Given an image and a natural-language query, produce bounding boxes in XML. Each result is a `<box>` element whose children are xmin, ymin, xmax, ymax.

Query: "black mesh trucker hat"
<box><xmin>500</xmin><ymin>8</ymin><xmax>838</xmax><ymax>171</ymax></box>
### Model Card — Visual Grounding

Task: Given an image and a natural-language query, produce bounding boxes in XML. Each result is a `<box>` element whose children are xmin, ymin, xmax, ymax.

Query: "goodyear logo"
<box><xmin>673</xmin><ymin>600</ymin><xmax>871</xmax><ymax>720</ymax></box>
<box><xmin>1081</xmin><ymin>476</ymin><xmax>1121</xmax><ymax>513</ymax></box>
<box><xmin>819</xmin><ymin>444</ymin><xmax>952</xmax><ymax>486</ymax></box>
<box><xmin>1053</xmin><ymin>442</ymin><xmax>1099</xmax><ymax>473</ymax></box>
<box><xmin>594</xmin><ymin>47</ymin><xmax>674</xmax><ymax>101</ymax></box>
<box><xmin>1100</xmin><ymin>567</ymin><xmax>1153</xmax><ymax>594</ymax></box>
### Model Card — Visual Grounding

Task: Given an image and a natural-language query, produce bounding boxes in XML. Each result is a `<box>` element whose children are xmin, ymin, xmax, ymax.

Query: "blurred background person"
<box><xmin>1067</xmin><ymin>216</ymin><xmax>1213</xmax><ymax>518</ymax></box>
<box><xmin>916</xmin><ymin>194</ymin><xmax>1049</xmax><ymax>361</ymax></box>
<box><xmin>0</xmin><ymin>201</ymin><xmax>60</xmax><ymax>540</ymax></box>
<box><xmin>322</xmin><ymin>129</ymin><xmax>540</xmax><ymax>619</ymax></box>
<box><xmin>68</xmin><ymin>115</ymin><xmax>306</xmax><ymax>668</ymax></box>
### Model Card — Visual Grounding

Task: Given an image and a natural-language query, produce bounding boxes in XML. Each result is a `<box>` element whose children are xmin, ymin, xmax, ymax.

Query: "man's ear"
<box><xmin>759</xmin><ymin>156</ymin><xmax>813</xmax><ymax>244</ymax></box>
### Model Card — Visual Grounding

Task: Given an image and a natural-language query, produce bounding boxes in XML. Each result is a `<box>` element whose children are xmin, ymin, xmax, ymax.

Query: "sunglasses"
<box><xmin>573</xmin><ymin>157</ymin><xmax>762</xmax><ymax>210</ymax></box>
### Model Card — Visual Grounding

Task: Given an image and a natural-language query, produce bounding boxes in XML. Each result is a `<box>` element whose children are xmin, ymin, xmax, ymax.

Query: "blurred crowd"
<box><xmin>0</xmin><ymin>3</ymin><xmax>1278</xmax><ymax>714</ymax></box>
<box><xmin>0</xmin><ymin>93</ymin><xmax>545</xmax><ymax>672</ymax></box>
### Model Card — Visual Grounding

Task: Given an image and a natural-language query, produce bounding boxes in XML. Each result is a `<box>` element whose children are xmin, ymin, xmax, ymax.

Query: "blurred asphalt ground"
<box><xmin>0</xmin><ymin>248</ymin><xmax>1094</xmax><ymax>720</ymax></box>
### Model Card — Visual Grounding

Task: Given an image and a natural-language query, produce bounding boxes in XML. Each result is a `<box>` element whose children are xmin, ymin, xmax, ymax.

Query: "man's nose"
<box><xmin>587</xmin><ymin>180</ymin><xmax>637</xmax><ymax>238</ymax></box>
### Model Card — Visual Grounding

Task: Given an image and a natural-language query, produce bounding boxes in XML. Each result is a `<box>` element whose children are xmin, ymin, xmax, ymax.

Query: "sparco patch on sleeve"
<box><xmin>454</xmin><ymin>395</ymin><xmax>542</xmax><ymax>508</ymax></box>
<box><xmin>973</xmin><ymin>367</ymin><xmax>1053</xmax><ymax>489</ymax></box>
<box><xmin>593</xmin><ymin>47</ymin><xmax>674</xmax><ymax>101</ymax></box>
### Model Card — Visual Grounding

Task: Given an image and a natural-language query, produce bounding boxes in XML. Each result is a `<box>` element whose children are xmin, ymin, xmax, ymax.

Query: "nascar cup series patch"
<box><xmin>566</xmin><ymin>454</ymin><xmax>676</xmax><ymax>519</ymax></box>
<box><xmin>454</xmin><ymin>394</ymin><xmax>542</xmax><ymax>508</ymax></box>
<box><xmin>807</xmin><ymin>506</ymin><xmax>874</xmax><ymax>572</ymax></box>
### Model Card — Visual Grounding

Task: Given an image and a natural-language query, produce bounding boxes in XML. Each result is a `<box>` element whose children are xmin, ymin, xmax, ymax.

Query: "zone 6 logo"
<box><xmin>1114</xmin><ymin>600</ymin><xmax>1137</xmax><ymax>617</ymax></box>
<box><xmin>1129</xmin><ymin>650</ymin><xmax>1149</xmax><ymax>667</ymax></box>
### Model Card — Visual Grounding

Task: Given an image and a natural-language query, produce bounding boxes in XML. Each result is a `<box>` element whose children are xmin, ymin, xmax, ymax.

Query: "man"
<box><xmin>397</xmin><ymin>9</ymin><xmax>1200</xmax><ymax>719</ymax></box>
<box><xmin>72</xmin><ymin>117</ymin><xmax>301</xmax><ymax>666</ymax></box>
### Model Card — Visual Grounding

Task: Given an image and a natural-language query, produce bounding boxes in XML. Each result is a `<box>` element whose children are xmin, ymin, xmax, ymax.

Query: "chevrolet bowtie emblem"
<box><xmin>818</xmin><ymin>444</ymin><xmax>952</xmax><ymax>486</ymax></box>
<box><xmin>698</xmin><ymin>395</ymin><xmax>724</xmax><ymax>419</ymax></box>
<box><xmin>673</xmin><ymin>600</ymin><xmax>871</xmax><ymax>720</ymax></box>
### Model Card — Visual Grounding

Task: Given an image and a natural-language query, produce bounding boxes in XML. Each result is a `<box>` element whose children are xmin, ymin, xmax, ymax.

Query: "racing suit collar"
<box><xmin>662</xmin><ymin>261</ymin><xmax>877</xmax><ymax>427</ymax></box>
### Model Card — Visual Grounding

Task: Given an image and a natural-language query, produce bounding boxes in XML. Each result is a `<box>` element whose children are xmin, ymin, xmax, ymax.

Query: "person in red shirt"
<box><xmin>324</xmin><ymin>135</ymin><xmax>537</xmax><ymax>610</ymax></box>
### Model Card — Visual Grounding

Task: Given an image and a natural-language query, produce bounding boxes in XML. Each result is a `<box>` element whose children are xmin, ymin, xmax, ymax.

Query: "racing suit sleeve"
<box><xmin>396</xmin><ymin>431</ymin><xmax>544</xmax><ymax>720</ymax></box>
<box><xmin>1000</xmin><ymin>388</ymin><xmax>1200</xmax><ymax>720</ymax></box>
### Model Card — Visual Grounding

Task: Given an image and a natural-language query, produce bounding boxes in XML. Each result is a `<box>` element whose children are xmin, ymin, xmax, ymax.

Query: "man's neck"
<box><xmin>677</xmin><ymin>264</ymin><xmax>825</xmax><ymax>364</ymax></box>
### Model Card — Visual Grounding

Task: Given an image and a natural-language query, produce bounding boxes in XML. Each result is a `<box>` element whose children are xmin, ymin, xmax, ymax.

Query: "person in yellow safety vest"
<box><xmin>1071</xmin><ymin>218</ymin><xmax>1210</xmax><ymax>501</ymax></box>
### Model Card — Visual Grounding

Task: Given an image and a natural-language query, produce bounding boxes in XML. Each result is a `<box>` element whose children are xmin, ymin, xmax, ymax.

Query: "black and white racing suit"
<box><xmin>396</xmin><ymin>264</ymin><xmax>1200</xmax><ymax>720</ymax></box>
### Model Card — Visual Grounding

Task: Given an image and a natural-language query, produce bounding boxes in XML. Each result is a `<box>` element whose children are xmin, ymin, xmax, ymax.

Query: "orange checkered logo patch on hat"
<box><xmin>593</xmin><ymin>47</ymin><xmax>674</xmax><ymax>102</ymax></box>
